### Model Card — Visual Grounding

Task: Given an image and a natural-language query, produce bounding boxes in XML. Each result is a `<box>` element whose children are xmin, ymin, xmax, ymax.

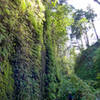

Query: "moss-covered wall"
<box><xmin>0</xmin><ymin>0</ymin><xmax>60</xmax><ymax>100</ymax></box>
<box><xmin>43</xmin><ymin>8</ymin><xmax>57</xmax><ymax>100</ymax></box>
<box><xmin>0</xmin><ymin>0</ymin><xmax>45</xmax><ymax>100</ymax></box>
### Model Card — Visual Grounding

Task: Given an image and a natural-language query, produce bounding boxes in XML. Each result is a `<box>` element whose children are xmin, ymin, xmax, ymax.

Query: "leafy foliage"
<box><xmin>0</xmin><ymin>0</ymin><xmax>99</xmax><ymax>100</ymax></box>
<box><xmin>59</xmin><ymin>75</ymin><xmax>96</xmax><ymax>100</ymax></box>
<box><xmin>75</xmin><ymin>41</ymin><xmax>100</xmax><ymax>90</ymax></box>
<box><xmin>0</xmin><ymin>0</ymin><xmax>44</xmax><ymax>100</ymax></box>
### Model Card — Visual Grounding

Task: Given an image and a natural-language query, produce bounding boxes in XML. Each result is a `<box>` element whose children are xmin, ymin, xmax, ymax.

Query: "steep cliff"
<box><xmin>0</xmin><ymin>0</ymin><xmax>45</xmax><ymax>100</ymax></box>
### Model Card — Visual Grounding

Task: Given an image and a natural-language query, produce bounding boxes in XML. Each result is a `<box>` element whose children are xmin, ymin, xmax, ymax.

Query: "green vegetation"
<box><xmin>0</xmin><ymin>0</ymin><xmax>100</xmax><ymax>100</ymax></box>
<box><xmin>59</xmin><ymin>75</ymin><xmax>96</xmax><ymax>100</ymax></box>
<box><xmin>75</xmin><ymin>41</ymin><xmax>100</xmax><ymax>82</ymax></box>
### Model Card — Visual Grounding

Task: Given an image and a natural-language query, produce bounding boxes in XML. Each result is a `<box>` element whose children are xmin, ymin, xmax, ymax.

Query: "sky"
<box><xmin>67</xmin><ymin>0</ymin><xmax>100</xmax><ymax>45</ymax></box>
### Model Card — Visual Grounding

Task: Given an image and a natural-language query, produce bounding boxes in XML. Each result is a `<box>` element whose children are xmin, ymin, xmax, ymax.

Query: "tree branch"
<box><xmin>94</xmin><ymin>0</ymin><xmax>100</xmax><ymax>5</ymax></box>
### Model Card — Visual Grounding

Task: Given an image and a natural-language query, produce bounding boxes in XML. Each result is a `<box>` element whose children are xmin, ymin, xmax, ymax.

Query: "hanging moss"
<box><xmin>42</xmin><ymin>7</ymin><xmax>60</xmax><ymax>100</ymax></box>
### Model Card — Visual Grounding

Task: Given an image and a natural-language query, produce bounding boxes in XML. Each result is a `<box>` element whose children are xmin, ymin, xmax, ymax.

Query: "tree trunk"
<box><xmin>76</xmin><ymin>39</ymin><xmax>81</xmax><ymax>50</ymax></box>
<box><xmin>91</xmin><ymin>20</ymin><xmax>99</xmax><ymax>41</ymax></box>
<box><xmin>85</xmin><ymin>30</ymin><xmax>89</xmax><ymax>47</ymax></box>
<box><xmin>94</xmin><ymin>0</ymin><xmax>100</xmax><ymax>5</ymax></box>
<box><xmin>80</xmin><ymin>37</ymin><xmax>84</xmax><ymax>48</ymax></box>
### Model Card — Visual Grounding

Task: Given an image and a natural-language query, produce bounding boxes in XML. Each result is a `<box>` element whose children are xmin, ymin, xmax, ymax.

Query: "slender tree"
<box><xmin>85</xmin><ymin>7</ymin><xmax>99</xmax><ymax>41</ymax></box>
<box><xmin>71</xmin><ymin>9</ymin><xmax>90</xmax><ymax>49</ymax></box>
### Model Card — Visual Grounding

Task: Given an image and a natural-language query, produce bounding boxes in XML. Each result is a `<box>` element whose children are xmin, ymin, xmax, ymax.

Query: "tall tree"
<box><xmin>85</xmin><ymin>7</ymin><xmax>99</xmax><ymax>41</ymax></box>
<box><xmin>71</xmin><ymin>9</ymin><xmax>90</xmax><ymax>49</ymax></box>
